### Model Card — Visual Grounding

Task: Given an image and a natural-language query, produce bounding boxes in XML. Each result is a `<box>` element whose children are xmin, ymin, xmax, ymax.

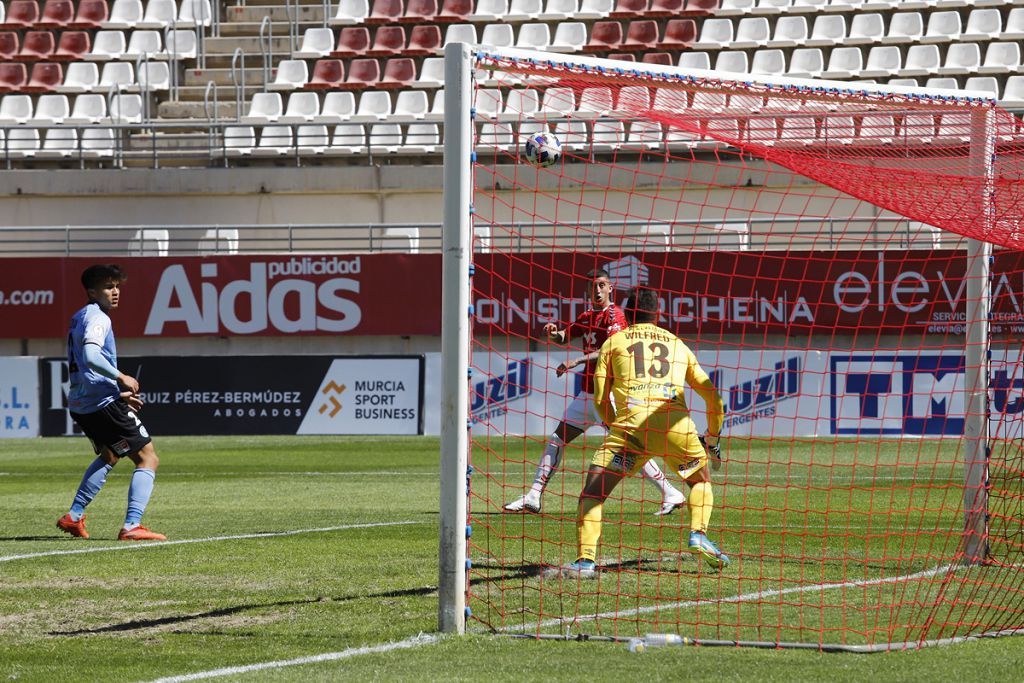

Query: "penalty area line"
<box><xmin>0</xmin><ymin>520</ymin><xmax>425</xmax><ymax>564</ymax></box>
<box><xmin>144</xmin><ymin>633</ymin><xmax>439</xmax><ymax>683</ymax></box>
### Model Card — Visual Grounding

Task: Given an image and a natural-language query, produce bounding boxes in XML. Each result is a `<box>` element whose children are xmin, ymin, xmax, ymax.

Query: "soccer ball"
<box><xmin>523</xmin><ymin>132</ymin><xmax>562</xmax><ymax>168</ymax></box>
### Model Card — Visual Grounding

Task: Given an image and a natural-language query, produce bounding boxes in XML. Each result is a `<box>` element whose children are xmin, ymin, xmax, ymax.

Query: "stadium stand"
<box><xmin>0</xmin><ymin>0</ymin><xmax>1019</xmax><ymax>167</ymax></box>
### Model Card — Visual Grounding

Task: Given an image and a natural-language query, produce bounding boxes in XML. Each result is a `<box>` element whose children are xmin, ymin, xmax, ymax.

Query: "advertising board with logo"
<box><xmin>0</xmin><ymin>255</ymin><xmax>441</xmax><ymax>338</ymax></box>
<box><xmin>5</xmin><ymin>251</ymin><xmax>1024</xmax><ymax>339</ymax></box>
<box><xmin>829</xmin><ymin>349</ymin><xmax>1024</xmax><ymax>437</ymax></box>
<box><xmin>0</xmin><ymin>357</ymin><xmax>39</xmax><ymax>438</ymax></box>
<box><xmin>422</xmin><ymin>348</ymin><xmax>1023</xmax><ymax>439</ymax></box>
<box><xmin>39</xmin><ymin>355</ymin><xmax>422</xmax><ymax>436</ymax></box>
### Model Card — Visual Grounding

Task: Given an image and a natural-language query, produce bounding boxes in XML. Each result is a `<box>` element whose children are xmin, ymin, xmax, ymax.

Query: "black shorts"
<box><xmin>71</xmin><ymin>400</ymin><xmax>152</xmax><ymax>457</ymax></box>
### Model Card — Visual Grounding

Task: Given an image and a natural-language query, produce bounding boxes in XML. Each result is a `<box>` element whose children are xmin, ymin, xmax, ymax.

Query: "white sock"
<box><xmin>529</xmin><ymin>434</ymin><xmax>566</xmax><ymax>497</ymax></box>
<box><xmin>642</xmin><ymin>459</ymin><xmax>682</xmax><ymax>501</ymax></box>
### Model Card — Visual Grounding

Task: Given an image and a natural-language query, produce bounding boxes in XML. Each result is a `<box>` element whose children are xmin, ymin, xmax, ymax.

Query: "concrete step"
<box><xmin>217</xmin><ymin>19</ymin><xmax>321</xmax><ymax>37</ymax></box>
<box><xmin>158</xmin><ymin>99</ymin><xmax>240</xmax><ymax>119</ymax></box>
<box><xmin>223</xmin><ymin>5</ymin><xmax>328</xmax><ymax>23</ymax></box>
<box><xmin>184</xmin><ymin>67</ymin><xmax>269</xmax><ymax>87</ymax></box>
<box><xmin>165</xmin><ymin>82</ymin><xmax>264</xmax><ymax>102</ymax></box>
<box><xmin>204</xmin><ymin>35</ymin><xmax>295</xmax><ymax>54</ymax></box>
<box><xmin>228</xmin><ymin>0</ymin><xmax>328</xmax><ymax>7</ymax></box>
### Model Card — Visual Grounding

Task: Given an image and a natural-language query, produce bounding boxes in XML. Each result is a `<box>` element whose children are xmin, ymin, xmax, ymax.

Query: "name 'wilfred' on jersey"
<box><xmin>710</xmin><ymin>357</ymin><xmax>801</xmax><ymax>427</ymax></box>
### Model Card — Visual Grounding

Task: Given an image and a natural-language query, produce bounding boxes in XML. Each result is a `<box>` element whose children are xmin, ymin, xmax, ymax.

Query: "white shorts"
<box><xmin>562</xmin><ymin>392</ymin><xmax>601</xmax><ymax>431</ymax></box>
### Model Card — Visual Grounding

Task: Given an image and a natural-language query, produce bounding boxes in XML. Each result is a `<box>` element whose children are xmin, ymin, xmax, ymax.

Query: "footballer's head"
<box><xmin>624</xmin><ymin>287</ymin><xmax>660</xmax><ymax>325</ymax></box>
<box><xmin>586</xmin><ymin>267</ymin><xmax>612</xmax><ymax>308</ymax></box>
<box><xmin>81</xmin><ymin>264</ymin><xmax>126</xmax><ymax>311</ymax></box>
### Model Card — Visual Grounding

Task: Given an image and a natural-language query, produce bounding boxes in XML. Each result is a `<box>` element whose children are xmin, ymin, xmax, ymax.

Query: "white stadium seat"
<box><xmin>882</xmin><ymin>12</ymin><xmax>924</xmax><ymax>45</ymax></box>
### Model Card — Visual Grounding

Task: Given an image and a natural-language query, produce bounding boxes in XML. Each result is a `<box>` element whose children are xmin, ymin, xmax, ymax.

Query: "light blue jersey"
<box><xmin>67</xmin><ymin>302</ymin><xmax>119</xmax><ymax>414</ymax></box>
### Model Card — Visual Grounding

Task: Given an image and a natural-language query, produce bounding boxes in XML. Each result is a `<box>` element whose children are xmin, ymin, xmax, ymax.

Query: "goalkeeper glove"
<box><xmin>699</xmin><ymin>435</ymin><xmax>723</xmax><ymax>472</ymax></box>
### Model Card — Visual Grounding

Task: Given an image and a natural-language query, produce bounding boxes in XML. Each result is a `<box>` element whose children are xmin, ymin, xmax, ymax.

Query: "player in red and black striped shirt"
<box><xmin>504</xmin><ymin>268</ymin><xmax>685</xmax><ymax>515</ymax></box>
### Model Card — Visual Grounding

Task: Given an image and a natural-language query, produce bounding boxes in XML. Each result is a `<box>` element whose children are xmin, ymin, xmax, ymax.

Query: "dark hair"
<box><xmin>587</xmin><ymin>268</ymin><xmax>610</xmax><ymax>280</ymax></box>
<box><xmin>81</xmin><ymin>264</ymin><xmax>125</xmax><ymax>291</ymax></box>
<box><xmin>624</xmin><ymin>287</ymin><xmax>660</xmax><ymax>325</ymax></box>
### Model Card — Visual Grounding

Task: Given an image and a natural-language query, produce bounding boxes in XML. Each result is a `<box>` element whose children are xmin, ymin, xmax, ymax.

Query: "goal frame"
<box><xmin>438</xmin><ymin>42</ymin><xmax>996</xmax><ymax>636</ymax></box>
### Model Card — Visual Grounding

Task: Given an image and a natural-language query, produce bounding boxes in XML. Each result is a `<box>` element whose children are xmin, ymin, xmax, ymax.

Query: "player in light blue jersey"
<box><xmin>57</xmin><ymin>264</ymin><xmax>167</xmax><ymax>542</ymax></box>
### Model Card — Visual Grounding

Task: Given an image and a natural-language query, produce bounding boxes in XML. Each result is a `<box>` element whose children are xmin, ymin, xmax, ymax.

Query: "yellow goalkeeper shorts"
<box><xmin>591</xmin><ymin>403</ymin><xmax>707</xmax><ymax>480</ymax></box>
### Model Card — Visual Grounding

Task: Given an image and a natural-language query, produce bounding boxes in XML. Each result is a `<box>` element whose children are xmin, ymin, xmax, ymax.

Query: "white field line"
<box><xmin>0</xmin><ymin>471</ymin><xmax>435</xmax><ymax>477</ymax></box>
<box><xmin>497</xmin><ymin>562</ymin><xmax>960</xmax><ymax>634</ymax></box>
<box><xmin>144</xmin><ymin>633</ymin><xmax>439</xmax><ymax>683</ymax></box>
<box><xmin>0</xmin><ymin>520</ymin><xmax>424</xmax><ymax>564</ymax></box>
<box><xmin>0</xmin><ymin>471</ymin><xmax>945</xmax><ymax>482</ymax></box>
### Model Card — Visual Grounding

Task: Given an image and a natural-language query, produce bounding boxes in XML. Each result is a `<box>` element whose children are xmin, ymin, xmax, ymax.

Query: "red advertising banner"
<box><xmin>472</xmin><ymin>250</ymin><xmax>1024</xmax><ymax>337</ymax></box>
<box><xmin>0</xmin><ymin>255</ymin><xmax>442</xmax><ymax>338</ymax></box>
<box><xmin>2</xmin><ymin>250</ymin><xmax>1023</xmax><ymax>339</ymax></box>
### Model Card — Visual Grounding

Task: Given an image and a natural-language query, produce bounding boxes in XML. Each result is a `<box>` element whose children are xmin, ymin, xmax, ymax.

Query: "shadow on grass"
<box><xmin>47</xmin><ymin>584</ymin><xmax>441</xmax><ymax>636</ymax></box>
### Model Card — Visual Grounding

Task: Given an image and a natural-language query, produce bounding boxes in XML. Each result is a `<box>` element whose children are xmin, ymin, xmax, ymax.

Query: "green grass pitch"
<box><xmin>2</xmin><ymin>435</ymin><xmax>1023</xmax><ymax>682</ymax></box>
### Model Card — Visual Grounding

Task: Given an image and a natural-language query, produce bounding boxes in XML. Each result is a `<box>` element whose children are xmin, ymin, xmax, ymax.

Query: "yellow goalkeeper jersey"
<box><xmin>593</xmin><ymin>323</ymin><xmax>724</xmax><ymax>435</ymax></box>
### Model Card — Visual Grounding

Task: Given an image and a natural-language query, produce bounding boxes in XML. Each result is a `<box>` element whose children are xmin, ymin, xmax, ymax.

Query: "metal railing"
<box><xmin>259</xmin><ymin>17</ymin><xmax>273</xmax><ymax>96</ymax></box>
<box><xmin>230</xmin><ymin>48</ymin><xmax>246</xmax><ymax>121</ymax></box>
<box><xmin>285</xmin><ymin>0</ymin><xmax>299</xmax><ymax>57</ymax></box>
<box><xmin>0</xmin><ymin>218</ymin><xmax>967</xmax><ymax>257</ymax></box>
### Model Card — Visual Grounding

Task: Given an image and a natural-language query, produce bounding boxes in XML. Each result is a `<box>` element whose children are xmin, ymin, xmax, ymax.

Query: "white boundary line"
<box><xmin>497</xmin><ymin>562</ymin><xmax>960</xmax><ymax>633</ymax></box>
<box><xmin>0</xmin><ymin>520</ymin><xmax>424</xmax><ymax>564</ymax></box>
<box><xmin>144</xmin><ymin>633</ymin><xmax>439</xmax><ymax>683</ymax></box>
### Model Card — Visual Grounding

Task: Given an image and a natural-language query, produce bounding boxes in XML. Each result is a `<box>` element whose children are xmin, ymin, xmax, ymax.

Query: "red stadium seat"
<box><xmin>642</xmin><ymin>51</ymin><xmax>673</xmax><ymax>65</ymax></box>
<box><xmin>583</xmin><ymin>21</ymin><xmax>623</xmax><ymax>52</ymax></box>
<box><xmin>609</xmin><ymin>0</ymin><xmax>648</xmax><ymax>19</ymax></box>
<box><xmin>401</xmin><ymin>0</ymin><xmax>438</xmax><ymax>23</ymax></box>
<box><xmin>647</xmin><ymin>0</ymin><xmax>683</xmax><ymax>16</ymax></box>
<box><xmin>331</xmin><ymin>27</ymin><xmax>370</xmax><ymax>58</ymax></box>
<box><xmin>366</xmin><ymin>0</ymin><xmax>403</xmax><ymax>24</ymax></box>
<box><xmin>337</xmin><ymin>58</ymin><xmax>380</xmax><ymax>89</ymax></box>
<box><xmin>620</xmin><ymin>20</ymin><xmax>659</xmax><ymax>51</ymax></box>
<box><xmin>658</xmin><ymin>18</ymin><xmax>696</xmax><ymax>51</ymax></box>
<box><xmin>378</xmin><ymin>57</ymin><xmax>416</xmax><ymax>88</ymax></box>
<box><xmin>23</xmin><ymin>61</ymin><xmax>63</xmax><ymax>92</ymax></box>
<box><xmin>0</xmin><ymin>62</ymin><xmax>28</xmax><ymax>92</ymax></box>
<box><xmin>0</xmin><ymin>33</ymin><xmax>20</xmax><ymax>60</ymax></box>
<box><xmin>1</xmin><ymin>1</ymin><xmax>41</xmax><ymax>29</ymax></box>
<box><xmin>53</xmin><ymin>30</ymin><xmax>90</xmax><ymax>60</ymax></box>
<box><xmin>37</xmin><ymin>0</ymin><xmax>74</xmax><ymax>27</ymax></box>
<box><xmin>682</xmin><ymin>0</ymin><xmax>718</xmax><ymax>14</ymax></box>
<box><xmin>366</xmin><ymin>25</ymin><xmax>406</xmax><ymax>57</ymax></box>
<box><xmin>405</xmin><ymin>25</ymin><xmax>441</xmax><ymax>56</ymax></box>
<box><xmin>16</xmin><ymin>31</ymin><xmax>56</xmax><ymax>61</ymax></box>
<box><xmin>70</xmin><ymin>0</ymin><xmax>110</xmax><ymax>28</ymax></box>
<box><xmin>305</xmin><ymin>59</ymin><xmax>345</xmax><ymax>89</ymax></box>
<box><xmin>436</xmin><ymin>0</ymin><xmax>472</xmax><ymax>22</ymax></box>
<box><xmin>608</xmin><ymin>52</ymin><xmax>636</xmax><ymax>61</ymax></box>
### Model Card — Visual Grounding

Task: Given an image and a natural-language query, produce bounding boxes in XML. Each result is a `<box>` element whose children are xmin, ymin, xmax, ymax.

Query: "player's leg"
<box><xmin>560</xmin><ymin>428</ymin><xmax>632</xmax><ymax>577</ymax></box>
<box><xmin>665</xmin><ymin>414</ymin><xmax>729</xmax><ymax>569</ymax></box>
<box><xmin>57</xmin><ymin>443</ymin><xmax>119</xmax><ymax>539</ymax></box>
<box><xmin>576</xmin><ymin>465</ymin><xmax>626</xmax><ymax>564</ymax></box>
<box><xmin>643</xmin><ymin>459</ymin><xmax>686</xmax><ymax>517</ymax></box>
<box><xmin>118</xmin><ymin>441</ymin><xmax>165</xmax><ymax>540</ymax></box>
<box><xmin>57</xmin><ymin>412</ymin><xmax>122</xmax><ymax>539</ymax></box>
<box><xmin>504</xmin><ymin>393</ymin><xmax>588</xmax><ymax>513</ymax></box>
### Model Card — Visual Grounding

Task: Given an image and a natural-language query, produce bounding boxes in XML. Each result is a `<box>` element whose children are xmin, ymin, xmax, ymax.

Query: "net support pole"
<box><xmin>439</xmin><ymin>41</ymin><xmax>473</xmax><ymax>634</ymax></box>
<box><xmin>962</xmin><ymin>106</ymin><xmax>995</xmax><ymax>564</ymax></box>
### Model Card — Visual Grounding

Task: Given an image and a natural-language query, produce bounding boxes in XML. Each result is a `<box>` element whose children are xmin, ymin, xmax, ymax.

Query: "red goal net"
<box><xmin>459</xmin><ymin>46</ymin><xmax>1024</xmax><ymax>649</ymax></box>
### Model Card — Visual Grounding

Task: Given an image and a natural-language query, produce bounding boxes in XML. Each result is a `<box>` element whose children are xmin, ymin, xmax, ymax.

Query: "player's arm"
<box><xmin>83</xmin><ymin>343</ymin><xmax>139</xmax><ymax>394</ymax></box>
<box><xmin>682</xmin><ymin>348</ymin><xmax>724</xmax><ymax>439</ymax></box>
<box><xmin>556</xmin><ymin>349</ymin><xmax>599</xmax><ymax>377</ymax></box>
<box><xmin>593</xmin><ymin>341</ymin><xmax>616</xmax><ymax>427</ymax></box>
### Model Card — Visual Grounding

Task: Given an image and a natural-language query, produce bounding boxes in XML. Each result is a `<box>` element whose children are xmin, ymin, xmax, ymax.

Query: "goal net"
<box><xmin>441</xmin><ymin>43</ymin><xmax>1024</xmax><ymax>650</ymax></box>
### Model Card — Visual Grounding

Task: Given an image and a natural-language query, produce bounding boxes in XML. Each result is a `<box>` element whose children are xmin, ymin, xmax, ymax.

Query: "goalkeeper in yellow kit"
<box><xmin>558</xmin><ymin>287</ymin><xmax>728</xmax><ymax>577</ymax></box>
